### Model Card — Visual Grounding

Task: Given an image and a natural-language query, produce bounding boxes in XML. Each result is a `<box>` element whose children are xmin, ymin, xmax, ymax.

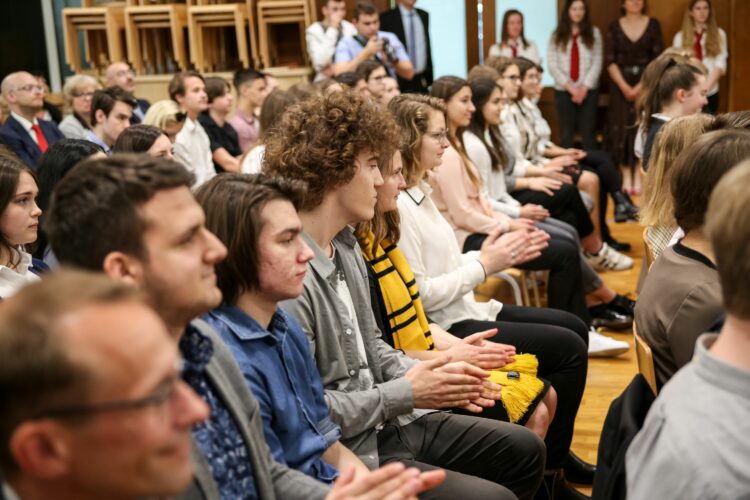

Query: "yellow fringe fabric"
<box><xmin>487</xmin><ymin>354</ymin><xmax>545</xmax><ymax>424</ymax></box>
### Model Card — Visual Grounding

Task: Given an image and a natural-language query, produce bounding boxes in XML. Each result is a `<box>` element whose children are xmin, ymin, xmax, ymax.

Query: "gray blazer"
<box><xmin>178</xmin><ymin>319</ymin><xmax>330</xmax><ymax>500</ymax></box>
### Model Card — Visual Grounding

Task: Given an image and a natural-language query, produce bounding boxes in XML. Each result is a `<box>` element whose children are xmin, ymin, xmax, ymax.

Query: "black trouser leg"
<box><xmin>555</xmin><ymin>90</ymin><xmax>577</xmax><ymax>149</ymax></box>
<box><xmin>513</xmin><ymin>183</ymin><xmax>594</xmax><ymax>238</ymax></box>
<box><xmin>448</xmin><ymin>305</ymin><xmax>588</xmax><ymax>469</ymax></box>
<box><xmin>577</xmin><ymin>89</ymin><xmax>599</xmax><ymax>150</ymax></box>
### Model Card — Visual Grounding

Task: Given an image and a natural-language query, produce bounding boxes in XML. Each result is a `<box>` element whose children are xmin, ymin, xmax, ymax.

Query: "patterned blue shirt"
<box><xmin>180</xmin><ymin>325</ymin><xmax>258</xmax><ymax>500</ymax></box>
<box><xmin>203</xmin><ymin>305</ymin><xmax>341</xmax><ymax>484</ymax></box>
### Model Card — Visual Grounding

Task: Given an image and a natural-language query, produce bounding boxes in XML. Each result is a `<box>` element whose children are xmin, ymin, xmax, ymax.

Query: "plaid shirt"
<box><xmin>547</xmin><ymin>27</ymin><xmax>603</xmax><ymax>90</ymax></box>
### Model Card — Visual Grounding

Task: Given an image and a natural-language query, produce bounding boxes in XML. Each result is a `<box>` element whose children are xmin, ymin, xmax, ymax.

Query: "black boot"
<box><xmin>564</xmin><ymin>451</ymin><xmax>597</xmax><ymax>485</ymax></box>
<box><xmin>613</xmin><ymin>191</ymin><xmax>638</xmax><ymax>223</ymax></box>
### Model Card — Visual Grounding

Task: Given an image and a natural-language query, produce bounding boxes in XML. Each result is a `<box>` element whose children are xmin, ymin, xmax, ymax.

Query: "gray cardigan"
<box><xmin>179</xmin><ymin>319</ymin><xmax>330</xmax><ymax>500</ymax></box>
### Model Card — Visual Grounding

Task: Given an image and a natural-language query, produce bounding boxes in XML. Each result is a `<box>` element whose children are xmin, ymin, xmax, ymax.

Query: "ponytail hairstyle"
<box><xmin>501</xmin><ymin>10</ymin><xmax>528</xmax><ymax>48</ymax></box>
<box><xmin>635</xmin><ymin>57</ymin><xmax>704</xmax><ymax>128</ymax></box>
<box><xmin>387</xmin><ymin>94</ymin><xmax>446</xmax><ymax>188</ymax></box>
<box><xmin>679</xmin><ymin>0</ymin><xmax>721</xmax><ymax>58</ymax></box>
<box><xmin>466</xmin><ymin>78</ymin><xmax>508</xmax><ymax>173</ymax></box>
<box><xmin>430</xmin><ymin>76</ymin><xmax>483</xmax><ymax>189</ymax></box>
<box><xmin>553</xmin><ymin>0</ymin><xmax>594</xmax><ymax>49</ymax></box>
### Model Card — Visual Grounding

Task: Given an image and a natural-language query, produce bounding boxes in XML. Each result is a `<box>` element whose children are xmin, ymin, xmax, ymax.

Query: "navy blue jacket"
<box><xmin>0</xmin><ymin>115</ymin><xmax>64</xmax><ymax>169</ymax></box>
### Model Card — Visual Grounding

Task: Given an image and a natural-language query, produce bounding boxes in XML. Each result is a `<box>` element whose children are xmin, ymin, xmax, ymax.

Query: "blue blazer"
<box><xmin>0</xmin><ymin>115</ymin><xmax>65</xmax><ymax>169</ymax></box>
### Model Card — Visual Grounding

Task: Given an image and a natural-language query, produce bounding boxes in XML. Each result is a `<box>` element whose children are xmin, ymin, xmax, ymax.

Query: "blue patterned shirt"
<box><xmin>180</xmin><ymin>325</ymin><xmax>258</xmax><ymax>500</ymax></box>
<box><xmin>204</xmin><ymin>306</ymin><xmax>341</xmax><ymax>484</ymax></box>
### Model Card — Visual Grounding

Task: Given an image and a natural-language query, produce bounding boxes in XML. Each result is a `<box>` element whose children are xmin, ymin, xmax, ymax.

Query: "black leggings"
<box><xmin>513</xmin><ymin>183</ymin><xmax>594</xmax><ymax>238</ymax></box>
<box><xmin>462</xmin><ymin>232</ymin><xmax>592</xmax><ymax>326</ymax></box>
<box><xmin>448</xmin><ymin>305</ymin><xmax>589</xmax><ymax>469</ymax></box>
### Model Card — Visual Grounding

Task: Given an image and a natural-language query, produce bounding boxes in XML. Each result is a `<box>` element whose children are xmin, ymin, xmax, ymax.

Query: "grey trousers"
<box><xmin>377</xmin><ymin>412</ymin><xmax>546</xmax><ymax>500</ymax></box>
<box><xmin>536</xmin><ymin>217</ymin><xmax>603</xmax><ymax>294</ymax></box>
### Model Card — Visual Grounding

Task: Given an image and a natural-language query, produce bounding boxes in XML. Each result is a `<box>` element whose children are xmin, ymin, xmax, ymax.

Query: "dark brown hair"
<box><xmin>195</xmin><ymin>173</ymin><xmax>306</xmax><ymax>305</ymax></box>
<box><xmin>91</xmin><ymin>86</ymin><xmax>137</xmax><ymax>124</ymax></box>
<box><xmin>112</xmin><ymin>124</ymin><xmax>167</xmax><ymax>154</ymax></box>
<box><xmin>620</xmin><ymin>0</ymin><xmax>647</xmax><ymax>16</ymax></box>
<box><xmin>45</xmin><ymin>155</ymin><xmax>194</xmax><ymax>270</ymax></box>
<box><xmin>0</xmin><ymin>270</ymin><xmax>141</xmax><ymax>471</ymax></box>
<box><xmin>500</xmin><ymin>9</ymin><xmax>528</xmax><ymax>47</ymax></box>
<box><xmin>0</xmin><ymin>156</ymin><xmax>39</xmax><ymax>267</ymax></box>
<box><xmin>204</xmin><ymin>76</ymin><xmax>231</xmax><ymax>103</ymax></box>
<box><xmin>466</xmin><ymin>78</ymin><xmax>508</xmax><ymax>172</ymax></box>
<box><xmin>485</xmin><ymin>56</ymin><xmax>518</xmax><ymax>77</ymax></box>
<box><xmin>263</xmin><ymin>90</ymin><xmax>398</xmax><ymax>210</ymax></box>
<box><xmin>636</xmin><ymin>55</ymin><xmax>704</xmax><ymax>127</ymax></box>
<box><xmin>708</xmin><ymin>111</ymin><xmax>750</xmax><ymax>131</ymax></box>
<box><xmin>467</xmin><ymin>64</ymin><xmax>500</xmax><ymax>82</ymax></box>
<box><xmin>168</xmin><ymin>70</ymin><xmax>205</xmax><ymax>102</ymax></box>
<box><xmin>357</xmin><ymin>59</ymin><xmax>385</xmax><ymax>81</ymax></box>
<box><xmin>671</xmin><ymin>129</ymin><xmax>750</xmax><ymax>232</ymax></box>
<box><xmin>353</xmin><ymin>0</ymin><xmax>377</xmax><ymax>19</ymax></box>
<box><xmin>259</xmin><ymin>89</ymin><xmax>298</xmax><ymax>142</ymax></box>
<box><xmin>553</xmin><ymin>0</ymin><xmax>595</xmax><ymax>49</ymax></box>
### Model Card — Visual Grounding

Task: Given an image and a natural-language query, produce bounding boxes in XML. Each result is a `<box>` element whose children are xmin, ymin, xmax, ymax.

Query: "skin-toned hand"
<box><xmin>564</xmin><ymin>148</ymin><xmax>587</xmax><ymax>161</ymax></box>
<box><xmin>509</xmin><ymin>228</ymin><xmax>548</xmax><ymax>266</ymax></box>
<box><xmin>507</xmin><ymin>217</ymin><xmax>536</xmax><ymax>232</ymax></box>
<box><xmin>479</xmin><ymin>227</ymin><xmax>529</xmax><ymax>275</ymax></box>
<box><xmin>405</xmin><ymin>355</ymin><xmax>485</xmax><ymax>409</ymax></box>
<box><xmin>519</xmin><ymin>204</ymin><xmax>550</xmax><ymax>220</ymax></box>
<box><xmin>445</xmin><ymin>329</ymin><xmax>517</xmax><ymax>369</ymax></box>
<box><xmin>363</xmin><ymin>37</ymin><xmax>385</xmax><ymax>58</ymax></box>
<box><xmin>528</xmin><ymin>177</ymin><xmax>562</xmax><ymax>196</ymax></box>
<box><xmin>436</xmin><ymin>361</ymin><xmax>503</xmax><ymax>413</ymax></box>
<box><xmin>326</xmin><ymin>463</ymin><xmax>446</xmax><ymax>500</ymax></box>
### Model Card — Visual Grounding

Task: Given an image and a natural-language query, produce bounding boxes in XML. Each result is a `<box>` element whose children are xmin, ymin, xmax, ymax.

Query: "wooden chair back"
<box><xmin>633</xmin><ymin>322</ymin><xmax>658</xmax><ymax>396</ymax></box>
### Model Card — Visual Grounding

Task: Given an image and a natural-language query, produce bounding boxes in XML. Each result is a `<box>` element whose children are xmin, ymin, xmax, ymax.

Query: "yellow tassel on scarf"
<box><xmin>487</xmin><ymin>353</ymin><xmax>545</xmax><ymax>424</ymax></box>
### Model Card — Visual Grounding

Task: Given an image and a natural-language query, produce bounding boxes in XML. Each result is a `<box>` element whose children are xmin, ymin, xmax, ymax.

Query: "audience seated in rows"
<box><xmin>143</xmin><ymin>99</ymin><xmax>186</xmax><ymax>143</ymax></box>
<box><xmin>113</xmin><ymin>124</ymin><xmax>175</xmax><ymax>160</ymax></box>
<box><xmin>241</xmin><ymin>89</ymin><xmax>297</xmax><ymax>174</ymax></box>
<box><xmin>58</xmin><ymin>75</ymin><xmax>100</xmax><ymax>140</ymax></box>
<box><xmin>104</xmin><ymin>62</ymin><xmax>150</xmax><ymax>123</ymax></box>
<box><xmin>86</xmin><ymin>86</ymin><xmax>136</xmax><ymax>155</ymax></box>
<box><xmin>230</xmin><ymin>69</ymin><xmax>267</xmax><ymax>153</ymax></box>
<box><xmin>199</xmin><ymin>76</ymin><xmax>241</xmax><ymax>173</ymax></box>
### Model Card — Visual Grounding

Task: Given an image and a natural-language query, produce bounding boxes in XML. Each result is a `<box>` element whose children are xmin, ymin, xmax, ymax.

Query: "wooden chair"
<box><xmin>255</xmin><ymin>0</ymin><xmax>312</xmax><ymax>68</ymax></box>
<box><xmin>62</xmin><ymin>1</ymin><xmax>127</xmax><ymax>73</ymax></box>
<box><xmin>188</xmin><ymin>1</ymin><xmax>254</xmax><ymax>72</ymax></box>
<box><xmin>633</xmin><ymin>321</ymin><xmax>658</xmax><ymax>396</ymax></box>
<box><xmin>125</xmin><ymin>1</ymin><xmax>189</xmax><ymax>74</ymax></box>
<box><xmin>643</xmin><ymin>227</ymin><xmax>656</xmax><ymax>271</ymax></box>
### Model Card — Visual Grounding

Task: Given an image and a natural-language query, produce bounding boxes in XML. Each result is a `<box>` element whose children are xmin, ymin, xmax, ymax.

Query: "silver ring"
<box><xmin>511</xmin><ymin>251</ymin><xmax>517</xmax><ymax>259</ymax></box>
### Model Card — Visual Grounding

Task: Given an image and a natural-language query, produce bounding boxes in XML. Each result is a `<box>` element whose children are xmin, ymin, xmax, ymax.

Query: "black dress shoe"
<box><xmin>607</xmin><ymin>294</ymin><xmax>636</xmax><ymax>317</ymax></box>
<box><xmin>564</xmin><ymin>452</ymin><xmax>597</xmax><ymax>485</ymax></box>
<box><xmin>604</xmin><ymin>235</ymin><xmax>631</xmax><ymax>253</ymax></box>
<box><xmin>613</xmin><ymin>191</ymin><xmax>639</xmax><ymax>223</ymax></box>
<box><xmin>588</xmin><ymin>304</ymin><xmax>633</xmax><ymax>331</ymax></box>
<box><xmin>559</xmin><ymin>483</ymin><xmax>591</xmax><ymax>500</ymax></box>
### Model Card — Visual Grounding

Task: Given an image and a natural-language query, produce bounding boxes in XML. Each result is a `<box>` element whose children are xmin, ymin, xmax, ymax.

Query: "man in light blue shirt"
<box><xmin>333</xmin><ymin>1</ymin><xmax>414</xmax><ymax>80</ymax></box>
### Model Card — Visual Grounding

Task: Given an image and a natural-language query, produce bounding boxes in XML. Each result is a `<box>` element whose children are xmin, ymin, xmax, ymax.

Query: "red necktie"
<box><xmin>31</xmin><ymin>124</ymin><xmax>48</xmax><ymax>153</ymax></box>
<box><xmin>694</xmin><ymin>31</ymin><xmax>704</xmax><ymax>61</ymax></box>
<box><xmin>511</xmin><ymin>43</ymin><xmax>518</xmax><ymax>58</ymax></box>
<box><xmin>570</xmin><ymin>34</ymin><xmax>580</xmax><ymax>82</ymax></box>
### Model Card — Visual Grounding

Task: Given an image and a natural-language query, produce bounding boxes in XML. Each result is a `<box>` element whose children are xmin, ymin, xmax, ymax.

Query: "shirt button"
<box><xmin>349</xmin><ymin>369</ymin><xmax>356</xmax><ymax>376</ymax></box>
<box><xmin>345</xmin><ymin>328</ymin><xmax>352</xmax><ymax>335</ymax></box>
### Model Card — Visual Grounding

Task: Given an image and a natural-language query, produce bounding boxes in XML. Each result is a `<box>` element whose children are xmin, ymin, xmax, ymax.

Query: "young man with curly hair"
<box><xmin>263</xmin><ymin>90</ymin><xmax>546</xmax><ymax>500</ymax></box>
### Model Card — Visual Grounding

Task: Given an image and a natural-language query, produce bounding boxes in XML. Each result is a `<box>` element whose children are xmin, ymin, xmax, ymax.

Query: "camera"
<box><xmin>381</xmin><ymin>38</ymin><xmax>399</xmax><ymax>62</ymax></box>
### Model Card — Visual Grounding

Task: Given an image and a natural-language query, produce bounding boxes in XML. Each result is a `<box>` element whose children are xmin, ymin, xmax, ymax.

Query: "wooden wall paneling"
<box><xmin>464</xmin><ymin>0</ymin><xmax>496</xmax><ymax>71</ymax></box>
<box><xmin>729</xmin><ymin>0</ymin><xmax>750</xmax><ymax>111</ymax></box>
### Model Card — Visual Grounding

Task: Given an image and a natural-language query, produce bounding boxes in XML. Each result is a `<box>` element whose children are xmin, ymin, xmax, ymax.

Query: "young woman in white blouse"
<box><xmin>0</xmin><ymin>156</ymin><xmax>43</xmax><ymax>298</ymax></box>
<box><xmin>672</xmin><ymin>0</ymin><xmax>727</xmax><ymax>114</ymax></box>
<box><xmin>547</xmin><ymin>0</ymin><xmax>603</xmax><ymax>150</ymax></box>
<box><xmin>488</xmin><ymin>10</ymin><xmax>541</xmax><ymax>64</ymax></box>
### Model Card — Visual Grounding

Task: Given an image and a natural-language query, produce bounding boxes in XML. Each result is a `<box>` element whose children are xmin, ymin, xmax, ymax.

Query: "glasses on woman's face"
<box><xmin>72</xmin><ymin>91</ymin><xmax>95</xmax><ymax>99</ymax></box>
<box><xmin>426</xmin><ymin>129</ymin><xmax>449</xmax><ymax>143</ymax></box>
<box><xmin>504</xmin><ymin>75</ymin><xmax>521</xmax><ymax>82</ymax></box>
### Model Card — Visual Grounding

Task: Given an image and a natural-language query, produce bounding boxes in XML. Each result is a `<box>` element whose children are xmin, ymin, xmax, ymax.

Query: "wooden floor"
<box><xmin>570</xmin><ymin>213</ymin><xmax>643</xmax><ymax>495</ymax></box>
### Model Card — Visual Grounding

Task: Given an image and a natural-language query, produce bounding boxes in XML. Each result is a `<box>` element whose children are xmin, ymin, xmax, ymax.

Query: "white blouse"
<box><xmin>397</xmin><ymin>181</ymin><xmax>502</xmax><ymax>330</ymax></box>
<box><xmin>488</xmin><ymin>39</ymin><xmax>541</xmax><ymax>65</ymax></box>
<box><xmin>672</xmin><ymin>28</ymin><xmax>727</xmax><ymax>96</ymax></box>
<box><xmin>0</xmin><ymin>251</ymin><xmax>40</xmax><ymax>298</ymax></box>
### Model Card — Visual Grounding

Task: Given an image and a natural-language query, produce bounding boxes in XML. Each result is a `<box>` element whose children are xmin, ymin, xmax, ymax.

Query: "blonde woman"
<box><xmin>142</xmin><ymin>99</ymin><xmax>186</xmax><ymax>142</ymax></box>
<box><xmin>58</xmin><ymin>75</ymin><xmax>101</xmax><ymax>140</ymax></box>
<box><xmin>672</xmin><ymin>0</ymin><xmax>727</xmax><ymax>114</ymax></box>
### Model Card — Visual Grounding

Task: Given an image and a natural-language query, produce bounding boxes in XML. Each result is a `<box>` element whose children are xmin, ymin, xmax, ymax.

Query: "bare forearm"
<box><xmin>322</xmin><ymin>441</ymin><xmax>371</xmax><ymax>475</ymax></box>
<box><xmin>212</xmin><ymin>148</ymin><xmax>240</xmax><ymax>172</ymax></box>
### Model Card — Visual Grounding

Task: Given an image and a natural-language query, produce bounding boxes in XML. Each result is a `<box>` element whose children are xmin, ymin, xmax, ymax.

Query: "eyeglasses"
<box><xmin>504</xmin><ymin>75</ymin><xmax>521</xmax><ymax>82</ymax></box>
<box><xmin>426</xmin><ymin>129</ymin><xmax>449</xmax><ymax>142</ymax></box>
<box><xmin>32</xmin><ymin>359</ymin><xmax>186</xmax><ymax>420</ymax></box>
<box><xmin>72</xmin><ymin>91</ymin><xmax>95</xmax><ymax>99</ymax></box>
<box><xmin>115</xmin><ymin>69</ymin><xmax>135</xmax><ymax>78</ymax></box>
<box><xmin>15</xmin><ymin>84</ymin><xmax>45</xmax><ymax>94</ymax></box>
<box><xmin>173</xmin><ymin>111</ymin><xmax>187</xmax><ymax>122</ymax></box>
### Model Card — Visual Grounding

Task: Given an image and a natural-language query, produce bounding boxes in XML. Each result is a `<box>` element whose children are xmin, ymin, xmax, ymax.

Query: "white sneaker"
<box><xmin>586</xmin><ymin>242</ymin><xmax>634</xmax><ymax>272</ymax></box>
<box><xmin>588</xmin><ymin>329</ymin><xmax>629</xmax><ymax>358</ymax></box>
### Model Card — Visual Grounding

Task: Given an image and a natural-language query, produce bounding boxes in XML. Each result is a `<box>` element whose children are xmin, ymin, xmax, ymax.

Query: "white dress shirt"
<box><xmin>10</xmin><ymin>111</ymin><xmax>41</xmax><ymax>145</ymax></box>
<box><xmin>0</xmin><ymin>250</ymin><xmax>40</xmax><ymax>298</ymax></box>
<box><xmin>547</xmin><ymin>27</ymin><xmax>603</xmax><ymax>90</ymax></box>
<box><xmin>672</xmin><ymin>28</ymin><xmax>727</xmax><ymax>96</ymax></box>
<box><xmin>397</xmin><ymin>181</ymin><xmax>502</xmax><ymax>330</ymax></box>
<box><xmin>488</xmin><ymin>39</ymin><xmax>541</xmax><ymax>65</ymax></box>
<box><xmin>174</xmin><ymin>117</ymin><xmax>215</xmax><ymax>188</ymax></box>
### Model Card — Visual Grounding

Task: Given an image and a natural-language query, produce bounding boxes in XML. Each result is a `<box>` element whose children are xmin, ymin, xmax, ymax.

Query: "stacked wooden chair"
<box><xmin>62</xmin><ymin>0</ymin><xmax>127</xmax><ymax>72</ymax></box>
<box><xmin>255</xmin><ymin>0</ymin><xmax>313</xmax><ymax>68</ymax></box>
<box><xmin>124</xmin><ymin>0</ymin><xmax>189</xmax><ymax>74</ymax></box>
<box><xmin>187</xmin><ymin>0</ymin><xmax>258</xmax><ymax>72</ymax></box>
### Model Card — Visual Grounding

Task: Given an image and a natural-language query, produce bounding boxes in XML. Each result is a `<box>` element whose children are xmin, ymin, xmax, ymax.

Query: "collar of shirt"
<box><xmin>210</xmin><ymin>304</ymin><xmax>292</xmax><ymax>342</ymax></box>
<box><xmin>398</xmin><ymin>4</ymin><xmax>415</xmax><ymax>16</ymax></box>
<box><xmin>404</xmin><ymin>180</ymin><xmax>431</xmax><ymax>206</ymax></box>
<box><xmin>180</xmin><ymin>323</ymin><xmax>215</xmax><ymax>374</ymax></box>
<box><xmin>233</xmin><ymin>109</ymin><xmax>256</xmax><ymax>126</ymax></box>
<box><xmin>10</xmin><ymin>111</ymin><xmax>39</xmax><ymax>132</ymax></box>
<box><xmin>693</xmin><ymin>333</ymin><xmax>750</xmax><ymax>399</ymax></box>
<box><xmin>302</xmin><ymin>227</ymin><xmax>358</xmax><ymax>283</ymax></box>
<box><xmin>85</xmin><ymin>129</ymin><xmax>111</xmax><ymax>155</ymax></box>
<box><xmin>183</xmin><ymin>116</ymin><xmax>199</xmax><ymax>133</ymax></box>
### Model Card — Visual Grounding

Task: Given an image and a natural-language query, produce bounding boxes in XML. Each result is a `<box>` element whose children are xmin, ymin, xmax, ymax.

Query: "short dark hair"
<box><xmin>357</xmin><ymin>60</ymin><xmax>385</xmax><ymax>81</ymax></box>
<box><xmin>91</xmin><ymin>86</ymin><xmax>137</xmax><ymax>124</ymax></box>
<box><xmin>204</xmin><ymin>76</ymin><xmax>231</xmax><ymax>103</ymax></box>
<box><xmin>232</xmin><ymin>68</ymin><xmax>266</xmax><ymax>92</ymax></box>
<box><xmin>334</xmin><ymin>71</ymin><xmax>363</xmax><ymax>88</ymax></box>
<box><xmin>259</xmin><ymin>89</ymin><xmax>297</xmax><ymax>141</ymax></box>
<box><xmin>671</xmin><ymin>129</ymin><xmax>750</xmax><ymax>232</ymax></box>
<box><xmin>263</xmin><ymin>90</ymin><xmax>399</xmax><ymax>210</ymax></box>
<box><xmin>353</xmin><ymin>0</ymin><xmax>377</xmax><ymax>19</ymax></box>
<box><xmin>195</xmin><ymin>174</ymin><xmax>306</xmax><ymax>305</ymax></box>
<box><xmin>0</xmin><ymin>270</ymin><xmax>141</xmax><ymax>472</ymax></box>
<box><xmin>0</xmin><ymin>156</ymin><xmax>38</xmax><ymax>267</ymax></box>
<box><xmin>112</xmin><ymin>124</ymin><xmax>167</xmax><ymax>154</ymax></box>
<box><xmin>45</xmin><ymin>155</ymin><xmax>194</xmax><ymax>270</ymax></box>
<box><xmin>168</xmin><ymin>70</ymin><xmax>205</xmax><ymax>102</ymax></box>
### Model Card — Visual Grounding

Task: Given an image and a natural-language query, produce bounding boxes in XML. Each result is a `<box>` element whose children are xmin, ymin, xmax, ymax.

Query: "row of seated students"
<box><xmin>0</xmin><ymin>58</ymin><xmax>749</xmax><ymax>497</ymax></box>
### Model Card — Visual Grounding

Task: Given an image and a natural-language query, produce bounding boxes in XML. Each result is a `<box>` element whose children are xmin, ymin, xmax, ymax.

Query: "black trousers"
<box><xmin>579</xmin><ymin>149</ymin><xmax>621</xmax><ymax>242</ymax></box>
<box><xmin>705</xmin><ymin>91</ymin><xmax>719</xmax><ymax>115</ymax></box>
<box><xmin>378</xmin><ymin>412</ymin><xmax>545</xmax><ymax>500</ymax></box>
<box><xmin>513</xmin><ymin>183</ymin><xmax>594</xmax><ymax>238</ymax></box>
<box><xmin>555</xmin><ymin>89</ymin><xmax>599</xmax><ymax>150</ymax></box>
<box><xmin>448</xmin><ymin>305</ymin><xmax>589</xmax><ymax>469</ymax></box>
<box><xmin>462</xmin><ymin>232</ymin><xmax>592</xmax><ymax>325</ymax></box>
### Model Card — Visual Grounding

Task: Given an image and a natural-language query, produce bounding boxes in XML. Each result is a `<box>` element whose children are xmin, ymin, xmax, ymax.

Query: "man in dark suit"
<box><xmin>379</xmin><ymin>0</ymin><xmax>433</xmax><ymax>93</ymax></box>
<box><xmin>0</xmin><ymin>71</ymin><xmax>65</xmax><ymax>169</ymax></box>
<box><xmin>105</xmin><ymin>62</ymin><xmax>150</xmax><ymax>124</ymax></box>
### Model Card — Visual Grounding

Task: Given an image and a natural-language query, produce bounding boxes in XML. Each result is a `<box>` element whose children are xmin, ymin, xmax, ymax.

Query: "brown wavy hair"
<box><xmin>387</xmin><ymin>94</ymin><xmax>446</xmax><ymax>188</ymax></box>
<box><xmin>262</xmin><ymin>90</ymin><xmax>398</xmax><ymax>211</ymax></box>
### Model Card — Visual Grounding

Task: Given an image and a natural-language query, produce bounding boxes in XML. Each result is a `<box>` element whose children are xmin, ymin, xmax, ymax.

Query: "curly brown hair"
<box><xmin>262</xmin><ymin>89</ymin><xmax>399</xmax><ymax>210</ymax></box>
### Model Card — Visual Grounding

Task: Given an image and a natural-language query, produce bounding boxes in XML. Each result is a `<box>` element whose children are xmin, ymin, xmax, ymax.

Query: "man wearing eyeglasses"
<box><xmin>0</xmin><ymin>71</ymin><xmax>65</xmax><ymax>168</ymax></box>
<box><xmin>0</xmin><ymin>270</ymin><xmax>210</xmax><ymax>500</ymax></box>
<box><xmin>105</xmin><ymin>62</ymin><xmax>151</xmax><ymax>124</ymax></box>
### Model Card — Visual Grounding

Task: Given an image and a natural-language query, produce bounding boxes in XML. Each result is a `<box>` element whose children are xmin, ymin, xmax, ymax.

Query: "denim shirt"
<box><xmin>180</xmin><ymin>324</ymin><xmax>258</xmax><ymax>500</ymax></box>
<box><xmin>203</xmin><ymin>305</ymin><xmax>341</xmax><ymax>484</ymax></box>
<box><xmin>280</xmin><ymin>227</ymin><xmax>427</xmax><ymax>470</ymax></box>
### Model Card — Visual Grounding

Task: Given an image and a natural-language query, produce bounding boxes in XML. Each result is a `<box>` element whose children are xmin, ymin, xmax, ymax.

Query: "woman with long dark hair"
<box><xmin>489</xmin><ymin>10</ymin><xmax>540</xmax><ymax>64</ymax></box>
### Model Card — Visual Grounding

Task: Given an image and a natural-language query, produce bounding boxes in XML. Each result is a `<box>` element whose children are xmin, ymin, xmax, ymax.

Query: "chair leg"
<box><xmin>494</xmin><ymin>272</ymin><xmax>524</xmax><ymax>306</ymax></box>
